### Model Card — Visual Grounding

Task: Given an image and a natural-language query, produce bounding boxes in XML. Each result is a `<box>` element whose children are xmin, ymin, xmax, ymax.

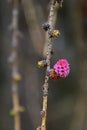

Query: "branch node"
<box><xmin>42</xmin><ymin>83</ymin><xmax>49</xmax><ymax>96</ymax></box>
<box><xmin>42</xmin><ymin>22</ymin><xmax>50</xmax><ymax>31</ymax></box>
<box><xmin>40</xmin><ymin>110</ymin><xmax>45</xmax><ymax>118</ymax></box>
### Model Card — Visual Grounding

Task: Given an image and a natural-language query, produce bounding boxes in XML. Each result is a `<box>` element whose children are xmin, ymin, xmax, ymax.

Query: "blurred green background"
<box><xmin>0</xmin><ymin>0</ymin><xmax>87</xmax><ymax>130</ymax></box>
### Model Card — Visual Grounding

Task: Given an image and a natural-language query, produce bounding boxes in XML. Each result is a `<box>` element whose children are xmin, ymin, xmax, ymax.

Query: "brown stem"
<box><xmin>9</xmin><ymin>0</ymin><xmax>21</xmax><ymax>130</ymax></box>
<box><xmin>41</xmin><ymin>1</ymin><xmax>56</xmax><ymax>130</ymax></box>
<box><xmin>12</xmin><ymin>81</ymin><xmax>21</xmax><ymax>130</ymax></box>
<box><xmin>43</xmin><ymin>4</ymin><xmax>59</xmax><ymax>57</ymax></box>
<box><xmin>36</xmin><ymin>1</ymin><xmax>62</xmax><ymax>130</ymax></box>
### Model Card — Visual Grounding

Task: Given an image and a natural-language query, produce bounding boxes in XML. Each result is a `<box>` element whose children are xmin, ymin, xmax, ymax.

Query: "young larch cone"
<box><xmin>53</xmin><ymin>59</ymin><xmax>70</xmax><ymax>78</ymax></box>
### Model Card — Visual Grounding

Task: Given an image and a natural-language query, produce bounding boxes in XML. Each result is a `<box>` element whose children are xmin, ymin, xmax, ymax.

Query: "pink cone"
<box><xmin>53</xmin><ymin>59</ymin><xmax>70</xmax><ymax>78</ymax></box>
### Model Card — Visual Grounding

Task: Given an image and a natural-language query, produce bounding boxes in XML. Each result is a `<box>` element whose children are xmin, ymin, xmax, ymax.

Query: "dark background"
<box><xmin>0</xmin><ymin>0</ymin><xmax>87</xmax><ymax>130</ymax></box>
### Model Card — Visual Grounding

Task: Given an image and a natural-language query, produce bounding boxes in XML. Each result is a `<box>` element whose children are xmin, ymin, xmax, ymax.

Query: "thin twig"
<box><xmin>40</xmin><ymin>1</ymin><xmax>61</xmax><ymax>130</ymax></box>
<box><xmin>8</xmin><ymin>0</ymin><xmax>22</xmax><ymax>130</ymax></box>
<box><xmin>43</xmin><ymin>3</ymin><xmax>59</xmax><ymax>57</ymax></box>
<box><xmin>37</xmin><ymin>1</ymin><xmax>63</xmax><ymax>130</ymax></box>
<box><xmin>41</xmin><ymin>1</ymin><xmax>55</xmax><ymax>130</ymax></box>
